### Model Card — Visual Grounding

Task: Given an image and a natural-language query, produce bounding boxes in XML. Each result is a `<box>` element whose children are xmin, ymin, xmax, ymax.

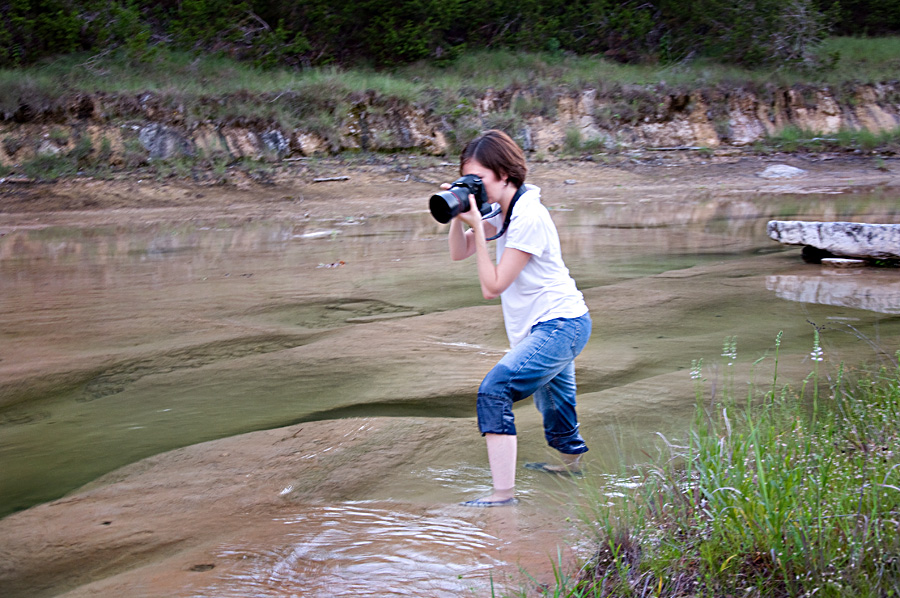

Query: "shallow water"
<box><xmin>3</xmin><ymin>185</ymin><xmax>900</xmax><ymax>595</ymax></box>
<box><xmin>2</xmin><ymin>190</ymin><xmax>900</xmax><ymax>518</ymax></box>
<box><xmin>197</xmin><ymin>503</ymin><xmax>506</xmax><ymax>598</ymax></box>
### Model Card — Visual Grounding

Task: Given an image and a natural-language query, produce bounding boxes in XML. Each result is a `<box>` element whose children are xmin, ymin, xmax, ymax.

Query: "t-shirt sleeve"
<box><xmin>505</xmin><ymin>211</ymin><xmax>547</xmax><ymax>256</ymax></box>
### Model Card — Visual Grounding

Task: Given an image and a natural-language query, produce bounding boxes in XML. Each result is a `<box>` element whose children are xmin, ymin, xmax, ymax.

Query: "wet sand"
<box><xmin>1</xmin><ymin>153</ymin><xmax>900</xmax><ymax>597</ymax></box>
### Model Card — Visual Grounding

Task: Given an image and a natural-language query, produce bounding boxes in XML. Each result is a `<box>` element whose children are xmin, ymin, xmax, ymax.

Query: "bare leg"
<box><xmin>483</xmin><ymin>433</ymin><xmax>517</xmax><ymax>501</ymax></box>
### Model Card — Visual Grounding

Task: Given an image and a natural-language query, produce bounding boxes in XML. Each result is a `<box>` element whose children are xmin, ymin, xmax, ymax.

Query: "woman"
<box><xmin>445</xmin><ymin>130</ymin><xmax>592</xmax><ymax>507</ymax></box>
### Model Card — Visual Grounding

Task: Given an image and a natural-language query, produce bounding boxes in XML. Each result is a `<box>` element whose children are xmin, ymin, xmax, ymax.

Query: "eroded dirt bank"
<box><xmin>1</xmin><ymin>153</ymin><xmax>899</xmax><ymax>598</ymax></box>
<box><xmin>2</xmin><ymin>82</ymin><xmax>899</xmax><ymax>165</ymax></box>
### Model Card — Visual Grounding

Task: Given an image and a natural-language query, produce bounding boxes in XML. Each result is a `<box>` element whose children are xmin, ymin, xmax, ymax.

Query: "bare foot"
<box><xmin>524</xmin><ymin>454</ymin><xmax>583</xmax><ymax>476</ymax></box>
<box><xmin>460</xmin><ymin>487</ymin><xmax>517</xmax><ymax>507</ymax></box>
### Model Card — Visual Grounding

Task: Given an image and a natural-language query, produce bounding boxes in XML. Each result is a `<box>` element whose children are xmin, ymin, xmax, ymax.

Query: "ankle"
<box><xmin>492</xmin><ymin>487</ymin><xmax>515</xmax><ymax>501</ymax></box>
<box><xmin>561</xmin><ymin>453</ymin><xmax>581</xmax><ymax>467</ymax></box>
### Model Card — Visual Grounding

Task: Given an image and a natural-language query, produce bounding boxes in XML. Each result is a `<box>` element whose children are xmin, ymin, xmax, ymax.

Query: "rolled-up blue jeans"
<box><xmin>476</xmin><ymin>312</ymin><xmax>592</xmax><ymax>455</ymax></box>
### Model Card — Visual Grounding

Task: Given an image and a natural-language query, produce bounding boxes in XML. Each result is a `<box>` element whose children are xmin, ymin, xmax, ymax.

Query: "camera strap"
<box><xmin>485</xmin><ymin>185</ymin><xmax>525</xmax><ymax>241</ymax></box>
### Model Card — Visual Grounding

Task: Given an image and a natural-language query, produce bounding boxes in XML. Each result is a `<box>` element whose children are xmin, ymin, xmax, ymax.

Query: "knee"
<box><xmin>478</xmin><ymin>362</ymin><xmax>514</xmax><ymax>398</ymax></box>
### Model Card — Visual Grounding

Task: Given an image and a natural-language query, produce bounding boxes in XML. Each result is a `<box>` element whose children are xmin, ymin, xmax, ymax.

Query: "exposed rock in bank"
<box><xmin>767</xmin><ymin>220</ymin><xmax>900</xmax><ymax>260</ymax></box>
<box><xmin>0</xmin><ymin>82</ymin><xmax>898</xmax><ymax>167</ymax></box>
<box><xmin>138</xmin><ymin>124</ymin><xmax>195</xmax><ymax>159</ymax></box>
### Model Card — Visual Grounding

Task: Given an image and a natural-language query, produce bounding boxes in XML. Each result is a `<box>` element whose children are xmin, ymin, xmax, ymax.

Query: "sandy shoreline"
<box><xmin>2</xmin><ymin>151</ymin><xmax>896</xmax><ymax>228</ymax></box>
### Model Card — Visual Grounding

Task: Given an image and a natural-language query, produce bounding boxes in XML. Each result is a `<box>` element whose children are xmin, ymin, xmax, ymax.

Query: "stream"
<box><xmin>2</xmin><ymin>176</ymin><xmax>900</xmax><ymax>596</ymax></box>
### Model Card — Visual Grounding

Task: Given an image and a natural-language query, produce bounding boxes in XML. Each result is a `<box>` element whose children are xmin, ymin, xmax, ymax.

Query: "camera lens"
<box><xmin>429</xmin><ymin>188</ymin><xmax>468</xmax><ymax>223</ymax></box>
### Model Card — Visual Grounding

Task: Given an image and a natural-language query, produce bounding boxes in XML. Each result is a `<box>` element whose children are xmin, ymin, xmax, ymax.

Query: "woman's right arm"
<box><xmin>448</xmin><ymin>218</ymin><xmax>475</xmax><ymax>261</ymax></box>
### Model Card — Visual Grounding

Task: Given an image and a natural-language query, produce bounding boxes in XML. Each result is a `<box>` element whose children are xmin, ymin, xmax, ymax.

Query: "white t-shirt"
<box><xmin>486</xmin><ymin>184</ymin><xmax>588</xmax><ymax>347</ymax></box>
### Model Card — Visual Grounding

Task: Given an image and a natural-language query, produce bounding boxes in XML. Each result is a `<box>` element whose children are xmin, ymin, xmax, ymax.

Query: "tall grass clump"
<box><xmin>757</xmin><ymin>125</ymin><xmax>900</xmax><ymax>154</ymax></box>
<box><xmin>557</xmin><ymin>332</ymin><xmax>900</xmax><ymax>598</ymax></box>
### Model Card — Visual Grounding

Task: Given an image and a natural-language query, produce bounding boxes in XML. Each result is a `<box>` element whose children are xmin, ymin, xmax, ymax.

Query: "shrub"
<box><xmin>0</xmin><ymin>0</ymin><xmax>863</xmax><ymax>69</ymax></box>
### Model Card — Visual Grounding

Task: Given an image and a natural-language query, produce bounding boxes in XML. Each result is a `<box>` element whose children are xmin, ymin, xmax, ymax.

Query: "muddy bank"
<box><xmin>1</xmin><ymin>150</ymin><xmax>898</xmax><ymax>223</ymax></box>
<box><xmin>2</xmin><ymin>154</ymin><xmax>900</xmax><ymax>597</ymax></box>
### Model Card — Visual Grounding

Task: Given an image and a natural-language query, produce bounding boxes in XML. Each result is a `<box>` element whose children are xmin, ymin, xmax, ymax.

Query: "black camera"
<box><xmin>429</xmin><ymin>174</ymin><xmax>492</xmax><ymax>224</ymax></box>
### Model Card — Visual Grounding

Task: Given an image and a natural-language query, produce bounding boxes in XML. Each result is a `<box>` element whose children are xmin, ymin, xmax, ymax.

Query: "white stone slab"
<box><xmin>767</xmin><ymin>220</ymin><xmax>900</xmax><ymax>259</ymax></box>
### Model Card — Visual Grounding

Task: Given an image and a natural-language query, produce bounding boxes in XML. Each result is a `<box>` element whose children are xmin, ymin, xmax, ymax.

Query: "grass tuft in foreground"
<box><xmin>547</xmin><ymin>332</ymin><xmax>900</xmax><ymax>597</ymax></box>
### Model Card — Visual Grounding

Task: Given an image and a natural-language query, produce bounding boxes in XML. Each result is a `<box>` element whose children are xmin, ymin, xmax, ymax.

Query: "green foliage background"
<box><xmin>0</xmin><ymin>0</ymin><xmax>898</xmax><ymax>69</ymax></box>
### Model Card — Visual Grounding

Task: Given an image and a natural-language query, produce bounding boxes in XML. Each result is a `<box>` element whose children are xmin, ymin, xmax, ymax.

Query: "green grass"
<box><xmin>531</xmin><ymin>331</ymin><xmax>900</xmax><ymax>597</ymax></box>
<box><xmin>756</xmin><ymin>125</ymin><xmax>900</xmax><ymax>154</ymax></box>
<box><xmin>4</xmin><ymin>36</ymin><xmax>900</xmax><ymax>104</ymax></box>
<box><xmin>1</xmin><ymin>50</ymin><xmax>428</xmax><ymax>98</ymax></box>
<box><xmin>817</xmin><ymin>36</ymin><xmax>900</xmax><ymax>83</ymax></box>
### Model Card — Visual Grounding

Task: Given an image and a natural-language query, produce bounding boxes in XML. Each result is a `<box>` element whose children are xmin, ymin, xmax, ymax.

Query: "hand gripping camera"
<box><xmin>428</xmin><ymin>174</ymin><xmax>494</xmax><ymax>224</ymax></box>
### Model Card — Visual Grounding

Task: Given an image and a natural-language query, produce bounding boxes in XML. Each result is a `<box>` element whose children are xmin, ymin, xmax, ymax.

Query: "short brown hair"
<box><xmin>459</xmin><ymin>130</ymin><xmax>527</xmax><ymax>188</ymax></box>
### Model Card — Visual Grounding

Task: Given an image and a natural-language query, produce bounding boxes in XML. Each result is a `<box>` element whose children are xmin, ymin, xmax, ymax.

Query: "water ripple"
<box><xmin>191</xmin><ymin>502</ymin><xmax>505</xmax><ymax>598</ymax></box>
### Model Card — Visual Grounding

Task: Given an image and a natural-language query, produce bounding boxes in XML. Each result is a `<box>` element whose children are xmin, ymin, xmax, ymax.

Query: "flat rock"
<box><xmin>758</xmin><ymin>164</ymin><xmax>807</xmax><ymax>179</ymax></box>
<box><xmin>767</xmin><ymin>220</ymin><xmax>900</xmax><ymax>259</ymax></box>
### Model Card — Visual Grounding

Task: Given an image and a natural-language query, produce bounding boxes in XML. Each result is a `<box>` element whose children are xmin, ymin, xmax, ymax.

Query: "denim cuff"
<box><xmin>476</xmin><ymin>393</ymin><xmax>517</xmax><ymax>436</ymax></box>
<box><xmin>545</xmin><ymin>424</ymin><xmax>589</xmax><ymax>454</ymax></box>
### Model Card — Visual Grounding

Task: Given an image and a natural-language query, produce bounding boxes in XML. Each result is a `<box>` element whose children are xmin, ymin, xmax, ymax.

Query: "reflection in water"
<box><xmin>767</xmin><ymin>271</ymin><xmax>900</xmax><ymax>314</ymax></box>
<box><xmin>195</xmin><ymin>503</ymin><xmax>504</xmax><ymax>598</ymax></box>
